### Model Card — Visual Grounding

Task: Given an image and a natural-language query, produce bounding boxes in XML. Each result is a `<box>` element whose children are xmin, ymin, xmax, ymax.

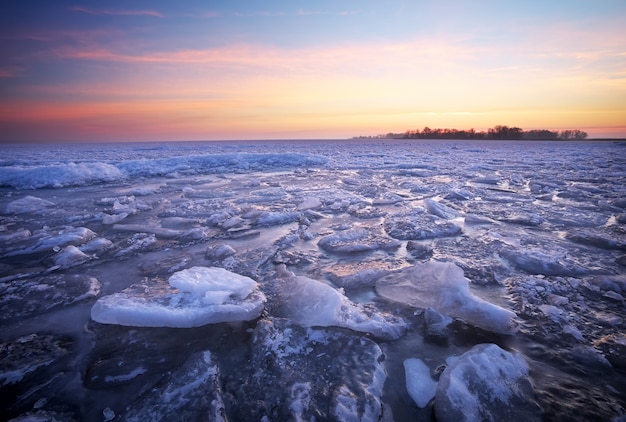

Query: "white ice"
<box><xmin>168</xmin><ymin>266</ymin><xmax>257</xmax><ymax>305</ymax></box>
<box><xmin>435</xmin><ymin>343</ymin><xmax>540</xmax><ymax>422</ymax></box>
<box><xmin>54</xmin><ymin>245</ymin><xmax>91</xmax><ymax>268</ymax></box>
<box><xmin>376</xmin><ymin>262</ymin><xmax>516</xmax><ymax>334</ymax></box>
<box><xmin>404</xmin><ymin>358</ymin><xmax>438</xmax><ymax>408</ymax></box>
<box><xmin>317</xmin><ymin>229</ymin><xmax>401</xmax><ymax>254</ymax></box>
<box><xmin>499</xmin><ymin>247</ymin><xmax>587</xmax><ymax>276</ymax></box>
<box><xmin>333</xmin><ymin>345</ymin><xmax>387</xmax><ymax>422</ymax></box>
<box><xmin>91</xmin><ymin>266</ymin><xmax>266</xmax><ymax>327</ymax></box>
<box><xmin>3</xmin><ymin>226</ymin><xmax>97</xmax><ymax>257</ymax></box>
<box><xmin>0</xmin><ymin>153</ymin><xmax>327</xmax><ymax>189</ymax></box>
<box><xmin>424</xmin><ymin>198</ymin><xmax>459</xmax><ymax>220</ymax></box>
<box><xmin>4</xmin><ymin>195</ymin><xmax>55</xmax><ymax>214</ymax></box>
<box><xmin>297</xmin><ymin>197</ymin><xmax>322</xmax><ymax>211</ymax></box>
<box><xmin>0</xmin><ymin>162</ymin><xmax>125</xmax><ymax>189</ymax></box>
<box><xmin>274</xmin><ymin>265</ymin><xmax>407</xmax><ymax>339</ymax></box>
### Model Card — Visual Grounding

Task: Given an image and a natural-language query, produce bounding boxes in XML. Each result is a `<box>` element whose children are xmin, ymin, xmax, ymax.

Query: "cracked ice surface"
<box><xmin>1</xmin><ymin>139</ymin><xmax>625</xmax><ymax>421</ymax></box>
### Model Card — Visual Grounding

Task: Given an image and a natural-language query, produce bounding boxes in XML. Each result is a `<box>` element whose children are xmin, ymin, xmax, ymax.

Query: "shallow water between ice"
<box><xmin>1</xmin><ymin>139</ymin><xmax>625</xmax><ymax>421</ymax></box>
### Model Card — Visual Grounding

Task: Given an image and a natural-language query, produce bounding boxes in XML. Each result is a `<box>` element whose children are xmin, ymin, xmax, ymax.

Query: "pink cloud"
<box><xmin>0</xmin><ymin>68</ymin><xmax>18</xmax><ymax>78</ymax></box>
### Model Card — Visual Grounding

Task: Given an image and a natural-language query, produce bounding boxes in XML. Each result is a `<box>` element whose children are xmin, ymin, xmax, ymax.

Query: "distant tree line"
<box><xmin>355</xmin><ymin>125</ymin><xmax>588</xmax><ymax>140</ymax></box>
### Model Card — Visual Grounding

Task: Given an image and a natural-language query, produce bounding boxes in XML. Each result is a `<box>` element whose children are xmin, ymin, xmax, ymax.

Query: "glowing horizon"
<box><xmin>1</xmin><ymin>1</ymin><xmax>625</xmax><ymax>142</ymax></box>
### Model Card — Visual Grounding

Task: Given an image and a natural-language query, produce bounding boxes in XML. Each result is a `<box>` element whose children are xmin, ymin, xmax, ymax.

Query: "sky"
<box><xmin>1</xmin><ymin>0</ymin><xmax>625</xmax><ymax>142</ymax></box>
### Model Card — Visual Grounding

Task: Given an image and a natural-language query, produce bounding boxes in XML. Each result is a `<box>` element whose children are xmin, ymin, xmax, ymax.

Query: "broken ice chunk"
<box><xmin>434</xmin><ymin>343</ymin><xmax>541</xmax><ymax>422</ymax></box>
<box><xmin>318</xmin><ymin>229</ymin><xmax>401</xmax><ymax>254</ymax></box>
<box><xmin>91</xmin><ymin>267</ymin><xmax>265</xmax><ymax>327</ymax></box>
<box><xmin>297</xmin><ymin>197</ymin><xmax>322</xmax><ymax>211</ymax></box>
<box><xmin>273</xmin><ymin>265</ymin><xmax>406</xmax><ymax>340</ymax></box>
<box><xmin>53</xmin><ymin>245</ymin><xmax>91</xmax><ymax>268</ymax></box>
<box><xmin>424</xmin><ymin>198</ymin><xmax>459</xmax><ymax>220</ymax></box>
<box><xmin>4</xmin><ymin>196</ymin><xmax>55</xmax><ymax>214</ymax></box>
<box><xmin>120</xmin><ymin>351</ymin><xmax>225</xmax><ymax>422</ymax></box>
<box><xmin>0</xmin><ymin>274</ymin><xmax>100</xmax><ymax>324</ymax></box>
<box><xmin>376</xmin><ymin>262</ymin><xmax>516</xmax><ymax>334</ymax></box>
<box><xmin>241</xmin><ymin>319</ymin><xmax>387</xmax><ymax>422</ymax></box>
<box><xmin>168</xmin><ymin>266</ymin><xmax>257</xmax><ymax>305</ymax></box>
<box><xmin>384</xmin><ymin>210</ymin><xmax>462</xmax><ymax>240</ymax></box>
<box><xmin>404</xmin><ymin>358</ymin><xmax>438</xmax><ymax>408</ymax></box>
<box><xmin>499</xmin><ymin>248</ymin><xmax>588</xmax><ymax>277</ymax></box>
<box><xmin>3</xmin><ymin>226</ymin><xmax>97</xmax><ymax>257</ymax></box>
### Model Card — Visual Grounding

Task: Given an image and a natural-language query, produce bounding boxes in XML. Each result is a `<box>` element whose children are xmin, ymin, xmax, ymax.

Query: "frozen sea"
<box><xmin>1</xmin><ymin>139</ymin><xmax>625</xmax><ymax>421</ymax></box>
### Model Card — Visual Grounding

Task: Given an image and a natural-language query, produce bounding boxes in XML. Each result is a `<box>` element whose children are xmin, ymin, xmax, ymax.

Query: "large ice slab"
<box><xmin>318</xmin><ymin>228</ymin><xmax>401</xmax><ymax>254</ymax></box>
<box><xmin>91</xmin><ymin>267</ymin><xmax>265</xmax><ymax>327</ymax></box>
<box><xmin>384</xmin><ymin>209</ymin><xmax>462</xmax><ymax>240</ymax></box>
<box><xmin>232</xmin><ymin>318</ymin><xmax>387</xmax><ymax>422</ymax></box>
<box><xmin>435</xmin><ymin>343</ymin><xmax>541</xmax><ymax>422</ymax></box>
<box><xmin>120</xmin><ymin>351</ymin><xmax>225</xmax><ymax>422</ymax></box>
<box><xmin>499</xmin><ymin>247</ymin><xmax>589</xmax><ymax>276</ymax></box>
<box><xmin>273</xmin><ymin>265</ymin><xmax>406</xmax><ymax>339</ymax></box>
<box><xmin>376</xmin><ymin>262</ymin><xmax>516</xmax><ymax>334</ymax></box>
<box><xmin>1</xmin><ymin>226</ymin><xmax>97</xmax><ymax>258</ymax></box>
<box><xmin>0</xmin><ymin>274</ymin><xmax>100</xmax><ymax>324</ymax></box>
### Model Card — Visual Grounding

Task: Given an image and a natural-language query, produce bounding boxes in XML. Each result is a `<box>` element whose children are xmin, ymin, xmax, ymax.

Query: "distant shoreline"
<box><xmin>1</xmin><ymin>137</ymin><xmax>625</xmax><ymax>147</ymax></box>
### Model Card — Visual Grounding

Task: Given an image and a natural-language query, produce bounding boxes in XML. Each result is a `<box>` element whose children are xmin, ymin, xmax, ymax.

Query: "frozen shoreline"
<box><xmin>1</xmin><ymin>139</ymin><xmax>625</xmax><ymax>421</ymax></box>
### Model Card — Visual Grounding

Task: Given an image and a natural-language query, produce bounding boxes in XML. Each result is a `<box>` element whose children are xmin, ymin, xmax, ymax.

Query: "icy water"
<box><xmin>1</xmin><ymin>139</ymin><xmax>625</xmax><ymax>421</ymax></box>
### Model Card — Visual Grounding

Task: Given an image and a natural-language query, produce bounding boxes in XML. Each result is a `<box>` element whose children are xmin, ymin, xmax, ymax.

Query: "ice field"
<box><xmin>1</xmin><ymin>139</ymin><xmax>625</xmax><ymax>421</ymax></box>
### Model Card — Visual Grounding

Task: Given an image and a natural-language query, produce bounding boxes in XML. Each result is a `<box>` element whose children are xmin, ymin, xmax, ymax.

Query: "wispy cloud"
<box><xmin>50</xmin><ymin>38</ymin><xmax>474</xmax><ymax>72</ymax></box>
<box><xmin>71</xmin><ymin>6</ymin><xmax>163</xmax><ymax>18</ymax></box>
<box><xmin>295</xmin><ymin>9</ymin><xmax>361</xmax><ymax>16</ymax></box>
<box><xmin>52</xmin><ymin>45</ymin><xmax>268</xmax><ymax>66</ymax></box>
<box><xmin>233</xmin><ymin>9</ymin><xmax>360</xmax><ymax>18</ymax></box>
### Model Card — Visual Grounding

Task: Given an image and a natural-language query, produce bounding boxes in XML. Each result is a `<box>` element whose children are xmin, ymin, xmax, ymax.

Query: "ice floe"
<box><xmin>499</xmin><ymin>247</ymin><xmax>589</xmax><ymax>276</ymax></box>
<box><xmin>1</xmin><ymin>226</ymin><xmax>97</xmax><ymax>258</ymax></box>
<box><xmin>4</xmin><ymin>196</ymin><xmax>54</xmax><ymax>214</ymax></box>
<box><xmin>384</xmin><ymin>209</ymin><xmax>462</xmax><ymax>240</ymax></box>
<box><xmin>120</xmin><ymin>351</ymin><xmax>225</xmax><ymax>421</ymax></box>
<box><xmin>233</xmin><ymin>318</ymin><xmax>387</xmax><ymax>421</ymax></box>
<box><xmin>0</xmin><ymin>274</ymin><xmax>100</xmax><ymax>324</ymax></box>
<box><xmin>404</xmin><ymin>358</ymin><xmax>438</xmax><ymax>408</ymax></box>
<box><xmin>377</xmin><ymin>262</ymin><xmax>516</xmax><ymax>334</ymax></box>
<box><xmin>424</xmin><ymin>198</ymin><xmax>459</xmax><ymax>220</ymax></box>
<box><xmin>0</xmin><ymin>333</ymin><xmax>71</xmax><ymax>387</ymax></box>
<box><xmin>273</xmin><ymin>265</ymin><xmax>407</xmax><ymax>339</ymax></box>
<box><xmin>91</xmin><ymin>267</ymin><xmax>265</xmax><ymax>327</ymax></box>
<box><xmin>434</xmin><ymin>344</ymin><xmax>541</xmax><ymax>422</ymax></box>
<box><xmin>53</xmin><ymin>245</ymin><xmax>91</xmax><ymax>268</ymax></box>
<box><xmin>318</xmin><ymin>228</ymin><xmax>401</xmax><ymax>254</ymax></box>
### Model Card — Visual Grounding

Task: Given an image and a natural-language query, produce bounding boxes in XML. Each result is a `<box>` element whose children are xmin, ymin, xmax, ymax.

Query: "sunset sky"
<box><xmin>1</xmin><ymin>0</ymin><xmax>625</xmax><ymax>142</ymax></box>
